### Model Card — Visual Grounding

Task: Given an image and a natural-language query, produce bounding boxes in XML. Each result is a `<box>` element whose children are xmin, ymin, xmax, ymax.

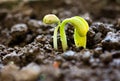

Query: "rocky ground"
<box><xmin>0</xmin><ymin>0</ymin><xmax>120</xmax><ymax>81</ymax></box>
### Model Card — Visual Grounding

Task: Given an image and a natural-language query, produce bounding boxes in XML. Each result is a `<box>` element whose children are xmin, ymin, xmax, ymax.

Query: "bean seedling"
<box><xmin>43</xmin><ymin>14</ymin><xmax>89</xmax><ymax>51</ymax></box>
<box><xmin>43</xmin><ymin>14</ymin><xmax>60</xmax><ymax>50</ymax></box>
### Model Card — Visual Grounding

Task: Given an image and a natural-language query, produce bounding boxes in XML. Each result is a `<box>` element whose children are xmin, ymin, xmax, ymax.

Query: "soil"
<box><xmin>0</xmin><ymin>0</ymin><xmax>120</xmax><ymax>81</ymax></box>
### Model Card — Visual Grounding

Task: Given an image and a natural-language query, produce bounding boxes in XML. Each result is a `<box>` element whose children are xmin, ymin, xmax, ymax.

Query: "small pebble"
<box><xmin>89</xmin><ymin>58</ymin><xmax>100</xmax><ymax>68</ymax></box>
<box><xmin>11</xmin><ymin>24</ymin><xmax>28</xmax><ymax>37</ymax></box>
<box><xmin>94</xmin><ymin>33</ymin><xmax>102</xmax><ymax>45</ymax></box>
<box><xmin>62</xmin><ymin>50</ymin><xmax>76</xmax><ymax>60</ymax></box>
<box><xmin>94</xmin><ymin>47</ymin><xmax>102</xmax><ymax>57</ymax></box>
<box><xmin>80</xmin><ymin>49</ymin><xmax>92</xmax><ymax>62</ymax></box>
<box><xmin>82</xmin><ymin>51</ymin><xmax>91</xmax><ymax>62</ymax></box>
<box><xmin>100</xmin><ymin>52</ymin><xmax>112</xmax><ymax>63</ymax></box>
<box><xmin>102</xmin><ymin>32</ymin><xmax>120</xmax><ymax>50</ymax></box>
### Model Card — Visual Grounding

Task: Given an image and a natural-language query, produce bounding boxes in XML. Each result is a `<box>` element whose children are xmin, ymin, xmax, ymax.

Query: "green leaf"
<box><xmin>74</xmin><ymin>29</ymin><xmax>86</xmax><ymax>48</ymax></box>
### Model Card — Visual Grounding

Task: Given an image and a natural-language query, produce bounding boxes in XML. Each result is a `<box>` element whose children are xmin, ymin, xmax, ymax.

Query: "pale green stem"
<box><xmin>53</xmin><ymin>21</ymin><xmax>60</xmax><ymax>50</ymax></box>
<box><xmin>60</xmin><ymin>19</ymin><xmax>70</xmax><ymax>51</ymax></box>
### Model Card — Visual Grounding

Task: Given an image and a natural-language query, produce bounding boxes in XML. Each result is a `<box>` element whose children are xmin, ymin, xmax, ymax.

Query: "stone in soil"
<box><xmin>10</xmin><ymin>24</ymin><xmax>28</xmax><ymax>37</ymax></box>
<box><xmin>102</xmin><ymin>31</ymin><xmax>120</xmax><ymax>50</ymax></box>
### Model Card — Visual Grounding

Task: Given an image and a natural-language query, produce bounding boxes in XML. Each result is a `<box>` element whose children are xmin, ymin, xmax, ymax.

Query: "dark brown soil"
<box><xmin>0</xmin><ymin>0</ymin><xmax>120</xmax><ymax>81</ymax></box>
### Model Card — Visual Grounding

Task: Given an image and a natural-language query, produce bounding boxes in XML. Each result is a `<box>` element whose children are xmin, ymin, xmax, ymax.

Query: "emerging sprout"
<box><xmin>43</xmin><ymin>14</ymin><xmax>60</xmax><ymax>50</ymax></box>
<box><xmin>43</xmin><ymin>14</ymin><xmax>89</xmax><ymax>51</ymax></box>
<box><xmin>60</xmin><ymin>16</ymin><xmax>89</xmax><ymax>51</ymax></box>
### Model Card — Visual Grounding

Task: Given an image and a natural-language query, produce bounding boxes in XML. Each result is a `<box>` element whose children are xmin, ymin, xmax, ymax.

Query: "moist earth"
<box><xmin>0</xmin><ymin>0</ymin><xmax>120</xmax><ymax>81</ymax></box>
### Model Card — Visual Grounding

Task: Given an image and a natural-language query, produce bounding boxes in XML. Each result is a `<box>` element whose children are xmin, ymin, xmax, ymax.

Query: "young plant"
<box><xmin>43</xmin><ymin>14</ymin><xmax>89</xmax><ymax>51</ymax></box>
<box><xmin>60</xmin><ymin>16</ymin><xmax>89</xmax><ymax>51</ymax></box>
<box><xmin>43</xmin><ymin>14</ymin><xmax>60</xmax><ymax>50</ymax></box>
